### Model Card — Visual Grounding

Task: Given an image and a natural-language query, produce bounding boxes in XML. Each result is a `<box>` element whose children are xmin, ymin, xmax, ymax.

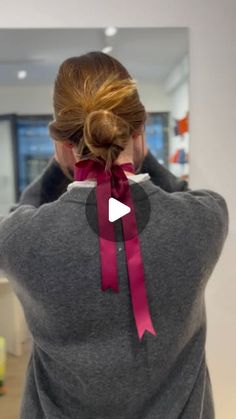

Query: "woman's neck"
<box><xmin>114</xmin><ymin>148</ymin><xmax>133</xmax><ymax>165</ymax></box>
<box><xmin>114</xmin><ymin>152</ymin><xmax>135</xmax><ymax>176</ymax></box>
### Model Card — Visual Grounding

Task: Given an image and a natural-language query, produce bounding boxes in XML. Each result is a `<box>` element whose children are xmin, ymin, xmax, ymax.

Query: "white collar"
<box><xmin>67</xmin><ymin>173</ymin><xmax>150</xmax><ymax>190</ymax></box>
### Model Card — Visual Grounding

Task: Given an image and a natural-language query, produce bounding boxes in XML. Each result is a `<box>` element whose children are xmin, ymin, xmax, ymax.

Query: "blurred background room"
<box><xmin>0</xmin><ymin>1</ymin><xmax>235</xmax><ymax>418</ymax></box>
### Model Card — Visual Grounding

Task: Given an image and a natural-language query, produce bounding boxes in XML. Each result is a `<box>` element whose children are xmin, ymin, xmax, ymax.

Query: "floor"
<box><xmin>0</xmin><ymin>343</ymin><xmax>31</xmax><ymax>419</ymax></box>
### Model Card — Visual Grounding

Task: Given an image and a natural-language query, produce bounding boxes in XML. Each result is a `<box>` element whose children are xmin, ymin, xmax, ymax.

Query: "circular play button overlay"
<box><xmin>85</xmin><ymin>179</ymin><xmax>151</xmax><ymax>242</ymax></box>
<box><xmin>108</xmin><ymin>197</ymin><xmax>131</xmax><ymax>222</ymax></box>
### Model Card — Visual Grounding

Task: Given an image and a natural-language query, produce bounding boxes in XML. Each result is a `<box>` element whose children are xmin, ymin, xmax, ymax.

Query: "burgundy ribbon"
<box><xmin>74</xmin><ymin>159</ymin><xmax>157</xmax><ymax>341</ymax></box>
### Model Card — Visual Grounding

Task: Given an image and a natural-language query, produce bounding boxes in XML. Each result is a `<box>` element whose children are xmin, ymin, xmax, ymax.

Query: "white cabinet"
<box><xmin>0</xmin><ymin>278</ymin><xmax>30</xmax><ymax>356</ymax></box>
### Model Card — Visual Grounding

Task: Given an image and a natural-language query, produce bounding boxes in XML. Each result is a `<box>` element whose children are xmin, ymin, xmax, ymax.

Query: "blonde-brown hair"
<box><xmin>49</xmin><ymin>51</ymin><xmax>147</xmax><ymax>170</ymax></box>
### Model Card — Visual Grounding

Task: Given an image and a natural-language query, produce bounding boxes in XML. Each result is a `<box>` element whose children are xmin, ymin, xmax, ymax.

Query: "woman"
<box><xmin>0</xmin><ymin>52</ymin><xmax>229</xmax><ymax>419</ymax></box>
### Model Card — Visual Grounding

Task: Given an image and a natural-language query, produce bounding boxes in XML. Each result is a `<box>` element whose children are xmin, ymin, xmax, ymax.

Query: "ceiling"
<box><xmin>0</xmin><ymin>28</ymin><xmax>189</xmax><ymax>86</ymax></box>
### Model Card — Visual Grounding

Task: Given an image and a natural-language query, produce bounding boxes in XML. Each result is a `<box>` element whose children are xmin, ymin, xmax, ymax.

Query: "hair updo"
<box><xmin>49</xmin><ymin>51</ymin><xmax>147</xmax><ymax>169</ymax></box>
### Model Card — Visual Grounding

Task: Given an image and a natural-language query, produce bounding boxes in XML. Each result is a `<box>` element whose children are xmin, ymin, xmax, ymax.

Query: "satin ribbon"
<box><xmin>74</xmin><ymin>158</ymin><xmax>157</xmax><ymax>341</ymax></box>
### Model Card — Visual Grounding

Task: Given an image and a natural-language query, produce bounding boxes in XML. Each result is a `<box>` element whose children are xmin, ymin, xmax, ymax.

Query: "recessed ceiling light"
<box><xmin>105</xmin><ymin>26</ymin><xmax>117</xmax><ymax>37</ymax></box>
<box><xmin>17</xmin><ymin>70</ymin><xmax>27</xmax><ymax>80</ymax></box>
<box><xmin>102</xmin><ymin>46</ymin><xmax>113</xmax><ymax>54</ymax></box>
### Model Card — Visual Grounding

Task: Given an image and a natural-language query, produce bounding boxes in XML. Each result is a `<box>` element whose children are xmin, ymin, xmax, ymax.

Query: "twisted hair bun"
<box><xmin>83</xmin><ymin>110</ymin><xmax>131</xmax><ymax>169</ymax></box>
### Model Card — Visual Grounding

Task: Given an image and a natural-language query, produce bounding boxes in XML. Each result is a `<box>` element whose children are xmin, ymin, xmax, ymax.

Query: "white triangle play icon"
<box><xmin>108</xmin><ymin>197</ymin><xmax>131</xmax><ymax>222</ymax></box>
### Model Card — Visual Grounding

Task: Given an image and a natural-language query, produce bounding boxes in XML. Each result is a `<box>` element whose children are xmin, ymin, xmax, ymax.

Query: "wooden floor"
<box><xmin>0</xmin><ymin>345</ymin><xmax>31</xmax><ymax>419</ymax></box>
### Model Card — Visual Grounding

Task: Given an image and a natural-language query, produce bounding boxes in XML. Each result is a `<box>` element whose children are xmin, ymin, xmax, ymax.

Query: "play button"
<box><xmin>108</xmin><ymin>198</ymin><xmax>131</xmax><ymax>222</ymax></box>
<box><xmin>85</xmin><ymin>179</ymin><xmax>151</xmax><ymax>242</ymax></box>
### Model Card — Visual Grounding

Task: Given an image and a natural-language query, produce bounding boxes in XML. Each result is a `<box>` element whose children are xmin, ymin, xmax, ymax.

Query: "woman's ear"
<box><xmin>132</xmin><ymin>124</ymin><xmax>145</xmax><ymax>140</ymax></box>
<box><xmin>63</xmin><ymin>141</ymin><xmax>74</xmax><ymax>149</ymax></box>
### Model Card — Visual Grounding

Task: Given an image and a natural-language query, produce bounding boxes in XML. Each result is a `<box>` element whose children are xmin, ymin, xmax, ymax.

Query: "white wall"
<box><xmin>0</xmin><ymin>82</ymin><xmax>169</xmax><ymax>115</ymax></box>
<box><xmin>0</xmin><ymin>86</ymin><xmax>53</xmax><ymax>114</ymax></box>
<box><xmin>138</xmin><ymin>83</ymin><xmax>170</xmax><ymax>112</ymax></box>
<box><xmin>0</xmin><ymin>1</ymin><xmax>236</xmax><ymax>418</ymax></box>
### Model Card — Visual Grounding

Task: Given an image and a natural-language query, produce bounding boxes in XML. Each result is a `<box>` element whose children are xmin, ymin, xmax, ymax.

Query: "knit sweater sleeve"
<box><xmin>171</xmin><ymin>188</ymin><xmax>229</xmax><ymax>276</ymax></box>
<box><xmin>9</xmin><ymin>158</ymin><xmax>71</xmax><ymax>212</ymax></box>
<box><xmin>0</xmin><ymin>155</ymin><xmax>71</xmax><ymax>268</ymax></box>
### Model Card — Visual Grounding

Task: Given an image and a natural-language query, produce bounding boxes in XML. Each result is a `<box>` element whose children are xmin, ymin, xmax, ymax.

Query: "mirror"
<box><xmin>0</xmin><ymin>27</ymin><xmax>189</xmax><ymax>417</ymax></box>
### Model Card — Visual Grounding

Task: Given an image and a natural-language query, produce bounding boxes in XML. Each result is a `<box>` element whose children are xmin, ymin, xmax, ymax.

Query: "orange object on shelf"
<box><xmin>169</xmin><ymin>149</ymin><xmax>180</xmax><ymax>163</ymax></box>
<box><xmin>177</xmin><ymin>115</ymin><xmax>188</xmax><ymax>135</ymax></box>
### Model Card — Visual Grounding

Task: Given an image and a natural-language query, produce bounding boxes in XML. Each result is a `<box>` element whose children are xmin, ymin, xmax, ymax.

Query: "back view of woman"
<box><xmin>0</xmin><ymin>52</ymin><xmax>229</xmax><ymax>419</ymax></box>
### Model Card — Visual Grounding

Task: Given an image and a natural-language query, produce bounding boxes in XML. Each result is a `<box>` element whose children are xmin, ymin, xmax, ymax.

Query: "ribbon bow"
<box><xmin>74</xmin><ymin>158</ymin><xmax>157</xmax><ymax>341</ymax></box>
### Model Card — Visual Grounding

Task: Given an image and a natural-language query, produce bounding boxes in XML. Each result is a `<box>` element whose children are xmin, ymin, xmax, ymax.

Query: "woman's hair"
<box><xmin>49</xmin><ymin>51</ymin><xmax>147</xmax><ymax>169</ymax></box>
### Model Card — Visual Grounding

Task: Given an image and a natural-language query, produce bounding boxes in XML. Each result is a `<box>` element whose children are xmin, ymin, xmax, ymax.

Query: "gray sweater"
<box><xmin>0</xmin><ymin>152</ymin><xmax>229</xmax><ymax>418</ymax></box>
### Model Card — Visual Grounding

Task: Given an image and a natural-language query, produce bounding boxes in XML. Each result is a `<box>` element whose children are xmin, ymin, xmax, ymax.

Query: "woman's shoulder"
<box><xmin>149</xmin><ymin>184</ymin><xmax>229</xmax><ymax>263</ymax></box>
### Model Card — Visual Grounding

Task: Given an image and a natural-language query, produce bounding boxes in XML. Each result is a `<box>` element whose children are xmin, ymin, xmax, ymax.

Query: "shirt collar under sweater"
<box><xmin>67</xmin><ymin>173</ymin><xmax>150</xmax><ymax>190</ymax></box>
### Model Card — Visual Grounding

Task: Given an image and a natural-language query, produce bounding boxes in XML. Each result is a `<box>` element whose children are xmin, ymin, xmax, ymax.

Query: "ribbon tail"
<box><xmin>122</xmin><ymin>218</ymin><xmax>157</xmax><ymax>341</ymax></box>
<box><xmin>126</xmin><ymin>238</ymin><xmax>157</xmax><ymax>341</ymax></box>
<box><xmin>96</xmin><ymin>175</ymin><xmax>119</xmax><ymax>293</ymax></box>
<box><xmin>137</xmin><ymin>317</ymin><xmax>158</xmax><ymax>341</ymax></box>
<box><xmin>99</xmin><ymin>236</ymin><xmax>119</xmax><ymax>292</ymax></box>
